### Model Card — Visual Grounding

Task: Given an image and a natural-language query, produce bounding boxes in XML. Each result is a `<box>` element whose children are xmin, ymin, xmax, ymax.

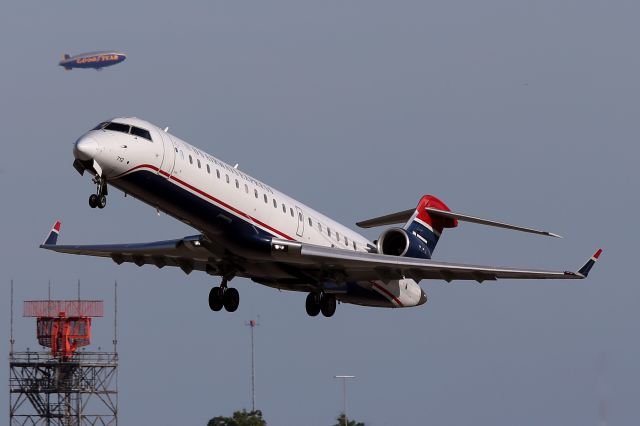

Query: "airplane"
<box><xmin>41</xmin><ymin>117</ymin><xmax>602</xmax><ymax>317</ymax></box>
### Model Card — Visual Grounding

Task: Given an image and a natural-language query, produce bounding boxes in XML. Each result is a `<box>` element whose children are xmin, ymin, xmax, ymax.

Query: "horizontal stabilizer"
<box><xmin>425</xmin><ymin>208</ymin><xmax>562</xmax><ymax>238</ymax></box>
<box><xmin>356</xmin><ymin>209</ymin><xmax>414</xmax><ymax>228</ymax></box>
<box><xmin>357</xmin><ymin>205</ymin><xmax>561</xmax><ymax>238</ymax></box>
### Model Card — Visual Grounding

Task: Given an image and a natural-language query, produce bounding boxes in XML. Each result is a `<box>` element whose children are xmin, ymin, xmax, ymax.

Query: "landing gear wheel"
<box><xmin>223</xmin><ymin>287</ymin><xmax>240</xmax><ymax>312</ymax></box>
<box><xmin>208</xmin><ymin>287</ymin><xmax>224</xmax><ymax>311</ymax></box>
<box><xmin>305</xmin><ymin>292</ymin><xmax>321</xmax><ymax>317</ymax></box>
<box><xmin>97</xmin><ymin>194</ymin><xmax>107</xmax><ymax>209</ymax></box>
<box><xmin>89</xmin><ymin>194</ymin><xmax>98</xmax><ymax>208</ymax></box>
<box><xmin>320</xmin><ymin>293</ymin><xmax>337</xmax><ymax>317</ymax></box>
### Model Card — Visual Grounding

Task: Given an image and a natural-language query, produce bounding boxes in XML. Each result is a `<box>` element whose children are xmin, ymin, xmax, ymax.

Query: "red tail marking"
<box><xmin>415</xmin><ymin>195</ymin><xmax>458</xmax><ymax>233</ymax></box>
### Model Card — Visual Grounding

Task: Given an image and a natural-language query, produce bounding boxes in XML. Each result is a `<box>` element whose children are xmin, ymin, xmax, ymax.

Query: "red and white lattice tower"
<box><xmin>9</xmin><ymin>291</ymin><xmax>118</xmax><ymax>426</ymax></box>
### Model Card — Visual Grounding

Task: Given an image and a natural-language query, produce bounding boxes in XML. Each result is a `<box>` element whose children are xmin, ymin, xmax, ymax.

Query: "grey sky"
<box><xmin>1</xmin><ymin>1</ymin><xmax>637</xmax><ymax>425</ymax></box>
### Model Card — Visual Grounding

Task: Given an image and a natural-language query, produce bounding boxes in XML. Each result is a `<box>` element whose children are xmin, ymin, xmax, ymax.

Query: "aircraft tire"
<box><xmin>98</xmin><ymin>195</ymin><xmax>107</xmax><ymax>209</ymax></box>
<box><xmin>320</xmin><ymin>293</ymin><xmax>336</xmax><ymax>318</ymax></box>
<box><xmin>305</xmin><ymin>292</ymin><xmax>321</xmax><ymax>317</ymax></box>
<box><xmin>223</xmin><ymin>287</ymin><xmax>240</xmax><ymax>312</ymax></box>
<box><xmin>208</xmin><ymin>287</ymin><xmax>224</xmax><ymax>311</ymax></box>
<box><xmin>89</xmin><ymin>194</ymin><xmax>98</xmax><ymax>208</ymax></box>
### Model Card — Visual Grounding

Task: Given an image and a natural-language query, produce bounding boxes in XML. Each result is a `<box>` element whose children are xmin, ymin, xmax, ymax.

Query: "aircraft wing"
<box><xmin>41</xmin><ymin>221</ymin><xmax>601</xmax><ymax>284</ymax></box>
<box><xmin>270</xmin><ymin>238</ymin><xmax>602</xmax><ymax>283</ymax></box>
<box><xmin>40</xmin><ymin>221</ymin><xmax>224</xmax><ymax>275</ymax></box>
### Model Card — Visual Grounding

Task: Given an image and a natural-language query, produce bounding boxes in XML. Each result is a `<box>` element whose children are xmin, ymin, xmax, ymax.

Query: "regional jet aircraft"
<box><xmin>41</xmin><ymin>117</ymin><xmax>602</xmax><ymax>317</ymax></box>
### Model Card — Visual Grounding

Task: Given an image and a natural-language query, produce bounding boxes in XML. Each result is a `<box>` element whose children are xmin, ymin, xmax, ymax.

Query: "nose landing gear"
<box><xmin>305</xmin><ymin>292</ymin><xmax>336</xmax><ymax>318</ymax></box>
<box><xmin>208</xmin><ymin>278</ymin><xmax>240</xmax><ymax>313</ymax></box>
<box><xmin>88</xmin><ymin>177</ymin><xmax>108</xmax><ymax>209</ymax></box>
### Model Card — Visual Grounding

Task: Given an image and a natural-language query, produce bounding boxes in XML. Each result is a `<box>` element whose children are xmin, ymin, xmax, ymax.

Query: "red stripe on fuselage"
<box><xmin>370</xmin><ymin>282</ymin><xmax>404</xmax><ymax>307</ymax></box>
<box><xmin>112</xmin><ymin>164</ymin><xmax>295</xmax><ymax>241</ymax></box>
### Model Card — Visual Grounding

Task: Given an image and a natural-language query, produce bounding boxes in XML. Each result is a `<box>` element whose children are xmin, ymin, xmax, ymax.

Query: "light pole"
<box><xmin>246</xmin><ymin>319</ymin><xmax>259</xmax><ymax>412</ymax></box>
<box><xmin>334</xmin><ymin>375</ymin><xmax>355</xmax><ymax>426</ymax></box>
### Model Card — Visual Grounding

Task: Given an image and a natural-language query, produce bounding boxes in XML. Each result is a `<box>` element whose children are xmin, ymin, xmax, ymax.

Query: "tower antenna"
<box><xmin>113</xmin><ymin>280</ymin><xmax>118</xmax><ymax>352</ymax></box>
<box><xmin>10</xmin><ymin>279</ymin><xmax>15</xmax><ymax>354</ymax></box>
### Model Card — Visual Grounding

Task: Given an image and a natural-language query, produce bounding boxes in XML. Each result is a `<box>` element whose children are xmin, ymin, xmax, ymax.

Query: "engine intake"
<box><xmin>377</xmin><ymin>228</ymin><xmax>431</xmax><ymax>259</ymax></box>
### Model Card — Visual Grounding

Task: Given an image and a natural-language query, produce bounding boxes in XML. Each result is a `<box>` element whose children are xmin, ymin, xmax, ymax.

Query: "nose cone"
<box><xmin>74</xmin><ymin>137</ymin><xmax>99</xmax><ymax>161</ymax></box>
<box><xmin>418</xmin><ymin>290</ymin><xmax>428</xmax><ymax>306</ymax></box>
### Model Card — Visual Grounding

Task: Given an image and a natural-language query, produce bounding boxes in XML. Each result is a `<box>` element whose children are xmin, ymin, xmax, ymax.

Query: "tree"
<box><xmin>332</xmin><ymin>412</ymin><xmax>365</xmax><ymax>426</ymax></box>
<box><xmin>207</xmin><ymin>409</ymin><xmax>267</xmax><ymax>426</ymax></box>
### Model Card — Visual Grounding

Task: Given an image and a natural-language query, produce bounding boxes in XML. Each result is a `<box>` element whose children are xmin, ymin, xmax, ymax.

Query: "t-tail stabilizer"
<box><xmin>357</xmin><ymin>194</ymin><xmax>561</xmax><ymax>238</ymax></box>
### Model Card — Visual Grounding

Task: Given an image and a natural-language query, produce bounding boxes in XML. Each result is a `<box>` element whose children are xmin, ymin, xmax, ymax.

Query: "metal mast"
<box><xmin>246</xmin><ymin>319</ymin><xmax>259</xmax><ymax>412</ymax></box>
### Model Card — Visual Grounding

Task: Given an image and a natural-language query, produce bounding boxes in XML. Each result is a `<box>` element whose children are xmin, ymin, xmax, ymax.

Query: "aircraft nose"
<box><xmin>73</xmin><ymin>137</ymin><xmax>99</xmax><ymax>161</ymax></box>
<box><xmin>418</xmin><ymin>290</ymin><xmax>428</xmax><ymax>305</ymax></box>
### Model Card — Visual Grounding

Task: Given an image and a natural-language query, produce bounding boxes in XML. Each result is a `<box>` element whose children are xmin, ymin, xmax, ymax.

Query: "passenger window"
<box><xmin>245</xmin><ymin>184</ymin><xmax>249</xmax><ymax>193</ymax></box>
<box><xmin>130</xmin><ymin>126</ymin><xmax>152</xmax><ymax>141</ymax></box>
<box><xmin>255</xmin><ymin>189</ymin><xmax>259</xmax><ymax>198</ymax></box>
<box><xmin>353</xmin><ymin>241</ymin><xmax>357</xmax><ymax>250</ymax></box>
<box><xmin>282</xmin><ymin>204</ymin><xmax>286</xmax><ymax>213</ymax></box>
<box><xmin>273</xmin><ymin>199</ymin><xmax>277</xmax><ymax>208</ymax></box>
<box><xmin>308</xmin><ymin>218</ymin><xmax>312</xmax><ymax>226</ymax></box>
<box><xmin>189</xmin><ymin>155</ymin><xmax>193</xmax><ymax>164</ymax></box>
<box><xmin>174</xmin><ymin>147</ymin><xmax>178</xmax><ymax>153</ymax></box>
<box><xmin>318</xmin><ymin>223</ymin><xmax>322</xmax><ymax>232</ymax></box>
<box><xmin>206</xmin><ymin>164</ymin><xmax>210</xmax><ymax>174</ymax></box>
<box><xmin>226</xmin><ymin>174</ymin><xmax>229</xmax><ymax>183</ymax></box>
<box><xmin>327</xmin><ymin>228</ymin><xmax>331</xmax><ymax>237</ymax></box>
<box><xmin>216</xmin><ymin>170</ymin><xmax>220</xmax><ymax>179</ymax></box>
<box><xmin>336</xmin><ymin>232</ymin><xmax>340</xmax><ymax>241</ymax></box>
<box><xmin>264</xmin><ymin>194</ymin><xmax>268</xmax><ymax>203</ymax></box>
<box><xmin>104</xmin><ymin>122</ymin><xmax>130</xmax><ymax>134</ymax></box>
<box><xmin>197</xmin><ymin>159</ymin><xmax>201</xmax><ymax>168</ymax></box>
<box><xmin>290</xmin><ymin>208</ymin><xmax>294</xmax><ymax>217</ymax></box>
<box><xmin>298</xmin><ymin>212</ymin><xmax>303</xmax><ymax>221</ymax></box>
<box><xmin>344</xmin><ymin>236</ymin><xmax>348</xmax><ymax>245</ymax></box>
<box><xmin>235</xmin><ymin>179</ymin><xmax>239</xmax><ymax>189</ymax></box>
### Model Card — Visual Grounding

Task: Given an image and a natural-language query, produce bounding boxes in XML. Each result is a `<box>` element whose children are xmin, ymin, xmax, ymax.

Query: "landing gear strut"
<box><xmin>208</xmin><ymin>279</ymin><xmax>240</xmax><ymax>313</ymax></box>
<box><xmin>306</xmin><ymin>292</ymin><xmax>336</xmax><ymax>318</ymax></box>
<box><xmin>89</xmin><ymin>177</ymin><xmax>107</xmax><ymax>209</ymax></box>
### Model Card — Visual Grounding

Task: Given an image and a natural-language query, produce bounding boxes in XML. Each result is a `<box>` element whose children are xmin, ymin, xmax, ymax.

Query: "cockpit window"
<box><xmin>131</xmin><ymin>126</ymin><xmax>152</xmax><ymax>141</ymax></box>
<box><xmin>104</xmin><ymin>122</ymin><xmax>130</xmax><ymax>134</ymax></box>
<box><xmin>92</xmin><ymin>122</ymin><xmax>108</xmax><ymax>130</ymax></box>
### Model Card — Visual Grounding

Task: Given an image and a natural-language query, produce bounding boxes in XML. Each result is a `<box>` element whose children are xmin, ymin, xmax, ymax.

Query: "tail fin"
<box><xmin>62</xmin><ymin>53</ymin><xmax>70</xmax><ymax>60</ymax></box>
<box><xmin>404</xmin><ymin>195</ymin><xmax>458</xmax><ymax>254</ymax></box>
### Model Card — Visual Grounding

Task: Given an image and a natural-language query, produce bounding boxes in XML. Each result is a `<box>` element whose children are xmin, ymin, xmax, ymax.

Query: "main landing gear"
<box><xmin>208</xmin><ymin>279</ymin><xmax>240</xmax><ymax>313</ymax></box>
<box><xmin>305</xmin><ymin>292</ymin><xmax>336</xmax><ymax>318</ymax></box>
<box><xmin>88</xmin><ymin>177</ymin><xmax>107</xmax><ymax>209</ymax></box>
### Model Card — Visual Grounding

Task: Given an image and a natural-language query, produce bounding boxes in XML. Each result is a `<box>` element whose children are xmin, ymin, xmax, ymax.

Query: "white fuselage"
<box><xmin>73</xmin><ymin>117</ymin><xmax>425</xmax><ymax>308</ymax></box>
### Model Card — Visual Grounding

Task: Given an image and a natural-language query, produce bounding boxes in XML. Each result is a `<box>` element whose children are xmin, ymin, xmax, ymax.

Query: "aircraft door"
<box><xmin>158</xmin><ymin>131</ymin><xmax>176</xmax><ymax>177</ymax></box>
<box><xmin>295</xmin><ymin>206</ymin><xmax>305</xmax><ymax>237</ymax></box>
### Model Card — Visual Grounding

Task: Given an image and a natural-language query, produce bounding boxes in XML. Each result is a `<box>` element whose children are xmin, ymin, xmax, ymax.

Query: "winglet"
<box><xmin>42</xmin><ymin>221</ymin><xmax>61</xmax><ymax>246</ymax></box>
<box><xmin>577</xmin><ymin>248</ymin><xmax>603</xmax><ymax>277</ymax></box>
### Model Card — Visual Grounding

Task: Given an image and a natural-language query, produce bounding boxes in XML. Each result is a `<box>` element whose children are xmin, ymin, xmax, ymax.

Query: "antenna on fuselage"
<box><xmin>234</xmin><ymin>164</ymin><xmax>239</xmax><ymax>169</ymax></box>
<box><xmin>163</xmin><ymin>127</ymin><xmax>169</xmax><ymax>133</ymax></box>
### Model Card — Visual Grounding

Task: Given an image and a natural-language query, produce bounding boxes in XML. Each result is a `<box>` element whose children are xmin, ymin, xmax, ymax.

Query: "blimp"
<box><xmin>59</xmin><ymin>51</ymin><xmax>126</xmax><ymax>71</ymax></box>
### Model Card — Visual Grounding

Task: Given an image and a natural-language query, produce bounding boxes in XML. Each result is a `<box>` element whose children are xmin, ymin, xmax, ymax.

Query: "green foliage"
<box><xmin>207</xmin><ymin>409</ymin><xmax>267</xmax><ymax>426</ymax></box>
<box><xmin>333</xmin><ymin>412</ymin><xmax>365</xmax><ymax>426</ymax></box>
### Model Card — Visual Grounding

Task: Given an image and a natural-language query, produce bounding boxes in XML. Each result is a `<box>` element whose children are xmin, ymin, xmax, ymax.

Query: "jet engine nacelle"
<box><xmin>377</xmin><ymin>228</ymin><xmax>432</xmax><ymax>259</ymax></box>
